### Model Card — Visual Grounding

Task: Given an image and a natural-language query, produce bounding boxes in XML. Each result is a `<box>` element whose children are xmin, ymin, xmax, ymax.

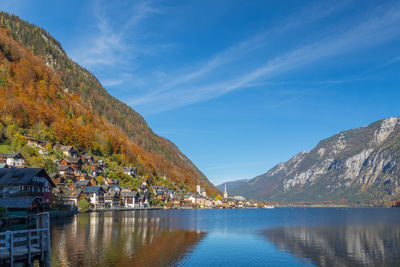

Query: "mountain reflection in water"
<box><xmin>264</xmin><ymin>224</ymin><xmax>400</xmax><ymax>267</ymax></box>
<box><xmin>50</xmin><ymin>211</ymin><xmax>205</xmax><ymax>267</ymax></box>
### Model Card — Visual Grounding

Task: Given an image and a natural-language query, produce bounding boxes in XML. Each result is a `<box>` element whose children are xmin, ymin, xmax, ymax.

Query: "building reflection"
<box><xmin>264</xmin><ymin>224</ymin><xmax>400</xmax><ymax>266</ymax></box>
<box><xmin>50</xmin><ymin>211</ymin><xmax>206</xmax><ymax>266</ymax></box>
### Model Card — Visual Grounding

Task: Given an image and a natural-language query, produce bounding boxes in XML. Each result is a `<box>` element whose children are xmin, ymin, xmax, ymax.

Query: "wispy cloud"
<box><xmin>380</xmin><ymin>55</ymin><xmax>400</xmax><ymax>68</ymax></box>
<box><xmin>101</xmin><ymin>78</ymin><xmax>124</xmax><ymax>87</ymax></box>
<box><xmin>71</xmin><ymin>0</ymin><xmax>159</xmax><ymax>67</ymax></box>
<box><xmin>129</xmin><ymin>1</ymin><xmax>400</xmax><ymax>114</ymax></box>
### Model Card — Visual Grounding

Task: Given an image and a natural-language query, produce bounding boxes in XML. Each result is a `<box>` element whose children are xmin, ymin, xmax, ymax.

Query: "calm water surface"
<box><xmin>50</xmin><ymin>208</ymin><xmax>400</xmax><ymax>266</ymax></box>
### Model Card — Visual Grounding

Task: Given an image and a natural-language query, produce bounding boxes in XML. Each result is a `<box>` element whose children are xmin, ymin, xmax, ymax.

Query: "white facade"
<box><xmin>196</xmin><ymin>185</ymin><xmax>201</xmax><ymax>194</ymax></box>
<box><xmin>223</xmin><ymin>184</ymin><xmax>228</xmax><ymax>198</ymax></box>
<box><xmin>124</xmin><ymin>197</ymin><xmax>137</xmax><ymax>208</ymax></box>
<box><xmin>6</xmin><ymin>157</ymin><xmax>24</xmax><ymax>167</ymax></box>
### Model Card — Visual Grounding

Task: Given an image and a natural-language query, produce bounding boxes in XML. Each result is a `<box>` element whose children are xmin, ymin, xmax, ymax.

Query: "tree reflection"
<box><xmin>51</xmin><ymin>211</ymin><xmax>206</xmax><ymax>266</ymax></box>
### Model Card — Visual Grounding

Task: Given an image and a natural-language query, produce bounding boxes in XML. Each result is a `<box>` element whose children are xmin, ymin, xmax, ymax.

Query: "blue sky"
<box><xmin>2</xmin><ymin>0</ymin><xmax>400</xmax><ymax>185</ymax></box>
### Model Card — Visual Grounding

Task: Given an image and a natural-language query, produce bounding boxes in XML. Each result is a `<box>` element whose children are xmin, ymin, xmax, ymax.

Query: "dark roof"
<box><xmin>64</xmin><ymin>189</ymin><xmax>82</xmax><ymax>198</ymax></box>
<box><xmin>105</xmin><ymin>190</ymin><xmax>118</xmax><ymax>198</ymax></box>
<box><xmin>60</xmin><ymin>146</ymin><xmax>75</xmax><ymax>151</ymax></box>
<box><xmin>57</xmin><ymin>165</ymin><xmax>73</xmax><ymax>171</ymax></box>
<box><xmin>121</xmin><ymin>190</ymin><xmax>138</xmax><ymax>197</ymax></box>
<box><xmin>102</xmin><ymin>184</ymin><xmax>110</xmax><ymax>191</ymax></box>
<box><xmin>0</xmin><ymin>153</ymin><xmax>23</xmax><ymax>159</ymax></box>
<box><xmin>65</xmin><ymin>158</ymin><xmax>82</xmax><ymax>164</ymax></box>
<box><xmin>0</xmin><ymin>196</ymin><xmax>42</xmax><ymax>209</ymax></box>
<box><xmin>82</xmin><ymin>186</ymin><xmax>104</xmax><ymax>194</ymax></box>
<box><xmin>0</xmin><ymin>168</ymin><xmax>55</xmax><ymax>187</ymax></box>
<box><xmin>77</xmin><ymin>180</ymin><xmax>90</xmax><ymax>186</ymax></box>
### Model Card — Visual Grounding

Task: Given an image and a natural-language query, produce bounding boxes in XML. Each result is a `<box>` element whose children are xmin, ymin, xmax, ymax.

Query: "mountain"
<box><xmin>0</xmin><ymin>12</ymin><xmax>218</xmax><ymax>195</ymax></box>
<box><xmin>231</xmin><ymin>117</ymin><xmax>400</xmax><ymax>205</ymax></box>
<box><xmin>216</xmin><ymin>179</ymin><xmax>248</xmax><ymax>192</ymax></box>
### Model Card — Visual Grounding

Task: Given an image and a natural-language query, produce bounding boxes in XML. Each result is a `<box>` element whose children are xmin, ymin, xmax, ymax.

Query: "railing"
<box><xmin>0</xmin><ymin>212</ymin><xmax>50</xmax><ymax>267</ymax></box>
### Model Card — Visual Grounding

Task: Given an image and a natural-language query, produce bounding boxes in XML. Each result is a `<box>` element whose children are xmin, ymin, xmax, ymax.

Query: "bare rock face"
<box><xmin>374</xmin><ymin>117</ymin><xmax>398</xmax><ymax>144</ymax></box>
<box><xmin>231</xmin><ymin>117</ymin><xmax>400</xmax><ymax>204</ymax></box>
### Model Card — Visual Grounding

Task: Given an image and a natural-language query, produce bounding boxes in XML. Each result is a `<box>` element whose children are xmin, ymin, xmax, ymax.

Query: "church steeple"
<box><xmin>223</xmin><ymin>184</ymin><xmax>228</xmax><ymax>198</ymax></box>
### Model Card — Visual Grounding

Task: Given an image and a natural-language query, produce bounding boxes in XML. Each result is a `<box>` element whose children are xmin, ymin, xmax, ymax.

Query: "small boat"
<box><xmin>265</xmin><ymin>205</ymin><xmax>275</xmax><ymax>209</ymax></box>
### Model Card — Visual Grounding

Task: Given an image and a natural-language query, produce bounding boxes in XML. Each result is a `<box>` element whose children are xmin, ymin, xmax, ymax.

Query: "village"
<box><xmin>0</xmin><ymin>137</ymin><xmax>273</xmax><ymax>215</ymax></box>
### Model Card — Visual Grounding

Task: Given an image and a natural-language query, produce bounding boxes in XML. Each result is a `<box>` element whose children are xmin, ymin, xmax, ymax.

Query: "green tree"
<box><xmin>45</xmin><ymin>142</ymin><xmax>53</xmax><ymax>154</ymax></box>
<box><xmin>215</xmin><ymin>195</ymin><xmax>222</xmax><ymax>201</ymax></box>
<box><xmin>44</xmin><ymin>159</ymin><xmax>57</xmax><ymax>174</ymax></box>
<box><xmin>96</xmin><ymin>175</ymin><xmax>104</xmax><ymax>185</ymax></box>
<box><xmin>78</xmin><ymin>199</ymin><xmax>90</xmax><ymax>213</ymax></box>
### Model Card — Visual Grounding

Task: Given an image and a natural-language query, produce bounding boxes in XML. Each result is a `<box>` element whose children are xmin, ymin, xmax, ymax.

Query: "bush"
<box><xmin>78</xmin><ymin>199</ymin><xmax>90</xmax><ymax>213</ymax></box>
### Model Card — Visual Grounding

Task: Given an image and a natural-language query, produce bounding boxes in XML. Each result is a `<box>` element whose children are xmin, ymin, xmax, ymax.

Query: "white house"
<box><xmin>0</xmin><ymin>153</ymin><xmax>25</xmax><ymax>167</ymax></box>
<box><xmin>121</xmin><ymin>190</ymin><xmax>139</xmax><ymax>208</ymax></box>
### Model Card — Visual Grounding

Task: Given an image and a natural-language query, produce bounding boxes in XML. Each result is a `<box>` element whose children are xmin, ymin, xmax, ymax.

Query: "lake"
<box><xmin>50</xmin><ymin>208</ymin><xmax>400</xmax><ymax>266</ymax></box>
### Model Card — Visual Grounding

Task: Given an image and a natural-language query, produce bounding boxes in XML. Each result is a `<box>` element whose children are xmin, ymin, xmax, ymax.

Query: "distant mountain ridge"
<box><xmin>216</xmin><ymin>179</ymin><xmax>248</xmax><ymax>193</ymax></box>
<box><xmin>231</xmin><ymin>117</ymin><xmax>400</xmax><ymax>205</ymax></box>
<box><xmin>0</xmin><ymin>12</ymin><xmax>218</xmax><ymax>195</ymax></box>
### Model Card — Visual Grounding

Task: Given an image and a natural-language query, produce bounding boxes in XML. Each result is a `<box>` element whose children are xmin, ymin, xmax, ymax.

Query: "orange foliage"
<box><xmin>0</xmin><ymin>27</ymin><xmax>218</xmax><ymax>195</ymax></box>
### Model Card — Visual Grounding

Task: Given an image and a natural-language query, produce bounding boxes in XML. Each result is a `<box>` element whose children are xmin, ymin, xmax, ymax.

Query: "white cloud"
<box><xmin>129</xmin><ymin>2</ymin><xmax>400</xmax><ymax>114</ymax></box>
<box><xmin>70</xmin><ymin>0</ymin><xmax>159</xmax><ymax>67</ymax></box>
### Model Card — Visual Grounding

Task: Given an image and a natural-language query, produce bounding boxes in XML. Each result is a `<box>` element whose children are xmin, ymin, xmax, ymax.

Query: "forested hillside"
<box><xmin>0</xmin><ymin>12</ymin><xmax>218</xmax><ymax>195</ymax></box>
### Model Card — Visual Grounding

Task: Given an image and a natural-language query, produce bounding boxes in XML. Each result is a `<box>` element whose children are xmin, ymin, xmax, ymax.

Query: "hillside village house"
<box><xmin>26</xmin><ymin>137</ymin><xmax>51</xmax><ymax>155</ymax></box>
<box><xmin>105</xmin><ymin>190</ymin><xmax>120</xmax><ymax>208</ymax></box>
<box><xmin>121</xmin><ymin>190</ymin><xmax>139</xmax><ymax>208</ymax></box>
<box><xmin>57</xmin><ymin>165</ymin><xmax>74</xmax><ymax>176</ymax></box>
<box><xmin>76</xmin><ymin>179</ymin><xmax>90</xmax><ymax>188</ymax></box>
<box><xmin>123</xmin><ymin>166</ymin><xmax>137</xmax><ymax>177</ymax></box>
<box><xmin>59</xmin><ymin>158</ymin><xmax>83</xmax><ymax>171</ymax></box>
<box><xmin>60</xmin><ymin>145</ymin><xmax>79</xmax><ymax>158</ymax></box>
<box><xmin>0</xmin><ymin>153</ymin><xmax>26</xmax><ymax>167</ymax></box>
<box><xmin>0</xmin><ymin>168</ymin><xmax>55</xmax><ymax>207</ymax></box>
<box><xmin>82</xmin><ymin>186</ymin><xmax>105</xmax><ymax>209</ymax></box>
<box><xmin>138</xmin><ymin>191</ymin><xmax>150</xmax><ymax>207</ymax></box>
<box><xmin>63</xmin><ymin>189</ymin><xmax>85</xmax><ymax>207</ymax></box>
<box><xmin>80</xmin><ymin>152</ymin><xmax>94</xmax><ymax>165</ymax></box>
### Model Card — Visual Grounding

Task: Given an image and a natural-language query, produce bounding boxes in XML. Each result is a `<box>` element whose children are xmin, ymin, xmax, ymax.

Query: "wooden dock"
<box><xmin>0</xmin><ymin>212</ymin><xmax>50</xmax><ymax>267</ymax></box>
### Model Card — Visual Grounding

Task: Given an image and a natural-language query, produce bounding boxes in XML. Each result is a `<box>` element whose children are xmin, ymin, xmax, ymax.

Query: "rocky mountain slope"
<box><xmin>231</xmin><ymin>117</ymin><xmax>400</xmax><ymax>205</ymax></box>
<box><xmin>0</xmin><ymin>12</ymin><xmax>218</xmax><ymax>195</ymax></box>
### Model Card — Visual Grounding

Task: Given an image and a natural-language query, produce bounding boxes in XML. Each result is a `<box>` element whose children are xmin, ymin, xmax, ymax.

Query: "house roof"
<box><xmin>82</xmin><ymin>186</ymin><xmax>104</xmax><ymax>194</ymax></box>
<box><xmin>0</xmin><ymin>153</ymin><xmax>23</xmax><ymax>159</ymax></box>
<box><xmin>64</xmin><ymin>189</ymin><xmax>82</xmax><ymax>198</ymax></box>
<box><xmin>121</xmin><ymin>190</ymin><xmax>138</xmax><ymax>197</ymax></box>
<box><xmin>0</xmin><ymin>168</ymin><xmax>55</xmax><ymax>187</ymax></box>
<box><xmin>77</xmin><ymin>180</ymin><xmax>90</xmax><ymax>186</ymax></box>
<box><xmin>105</xmin><ymin>190</ymin><xmax>118</xmax><ymax>198</ymax></box>
<box><xmin>57</xmin><ymin>165</ymin><xmax>73</xmax><ymax>171</ymax></box>
<box><xmin>65</xmin><ymin>158</ymin><xmax>82</xmax><ymax>164</ymax></box>
<box><xmin>60</xmin><ymin>146</ymin><xmax>75</xmax><ymax>152</ymax></box>
<box><xmin>102</xmin><ymin>184</ymin><xmax>110</xmax><ymax>191</ymax></box>
<box><xmin>0</xmin><ymin>196</ymin><xmax>42</xmax><ymax>209</ymax></box>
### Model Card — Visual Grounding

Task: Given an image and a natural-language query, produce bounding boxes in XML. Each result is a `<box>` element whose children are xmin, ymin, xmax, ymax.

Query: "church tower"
<box><xmin>223</xmin><ymin>184</ymin><xmax>228</xmax><ymax>198</ymax></box>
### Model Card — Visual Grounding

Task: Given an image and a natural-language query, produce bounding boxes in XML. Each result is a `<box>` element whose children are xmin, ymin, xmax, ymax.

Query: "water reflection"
<box><xmin>51</xmin><ymin>211</ymin><xmax>206</xmax><ymax>267</ymax></box>
<box><xmin>264</xmin><ymin>224</ymin><xmax>400</xmax><ymax>267</ymax></box>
